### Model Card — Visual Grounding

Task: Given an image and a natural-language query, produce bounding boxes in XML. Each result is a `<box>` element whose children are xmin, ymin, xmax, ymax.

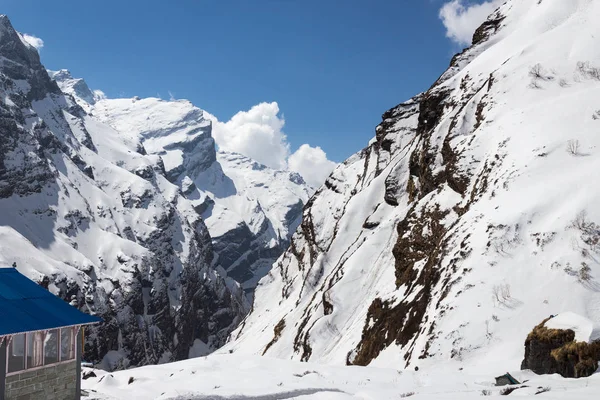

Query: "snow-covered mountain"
<box><xmin>0</xmin><ymin>15</ymin><xmax>247</xmax><ymax>369</ymax></box>
<box><xmin>196</xmin><ymin>150</ymin><xmax>308</xmax><ymax>295</ymax></box>
<box><xmin>49</xmin><ymin>79</ymin><xmax>311</xmax><ymax>298</ymax></box>
<box><xmin>225</xmin><ymin>0</ymin><xmax>600</xmax><ymax>373</ymax></box>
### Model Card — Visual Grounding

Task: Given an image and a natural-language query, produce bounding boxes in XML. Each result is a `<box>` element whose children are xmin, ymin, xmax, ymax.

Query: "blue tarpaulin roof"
<box><xmin>0</xmin><ymin>268</ymin><xmax>101</xmax><ymax>336</ymax></box>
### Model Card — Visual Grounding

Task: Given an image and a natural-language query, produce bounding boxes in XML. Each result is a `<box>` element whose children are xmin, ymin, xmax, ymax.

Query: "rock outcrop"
<box><xmin>522</xmin><ymin>318</ymin><xmax>600</xmax><ymax>378</ymax></box>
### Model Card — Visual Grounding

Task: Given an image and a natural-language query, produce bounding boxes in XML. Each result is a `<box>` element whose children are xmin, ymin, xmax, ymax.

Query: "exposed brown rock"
<box><xmin>521</xmin><ymin>318</ymin><xmax>600</xmax><ymax>378</ymax></box>
<box><xmin>263</xmin><ymin>318</ymin><xmax>286</xmax><ymax>355</ymax></box>
<box><xmin>472</xmin><ymin>14</ymin><xmax>505</xmax><ymax>46</ymax></box>
<box><xmin>351</xmin><ymin>205</ymin><xmax>448</xmax><ymax>366</ymax></box>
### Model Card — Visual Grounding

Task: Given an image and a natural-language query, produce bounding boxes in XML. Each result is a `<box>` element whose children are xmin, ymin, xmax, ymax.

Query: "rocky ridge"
<box><xmin>51</xmin><ymin>81</ymin><xmax>311</xmax><ymax>299</ymax></box>
<box><xmin>225</xmin><ymin>0</ymin><xmax>600</xmax><ymax>374</ymax></box>
<box><xmin>0</xmin><ymin>14</ymin><xmax>247</xmax><ymax>370</ymax></box>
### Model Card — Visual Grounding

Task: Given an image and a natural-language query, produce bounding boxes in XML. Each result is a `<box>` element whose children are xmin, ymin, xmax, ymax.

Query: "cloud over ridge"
<box><xmin>206</xmin><ymin>102</ymin><xmax>337</xmax><ymax>188</ymax></box>
<box><xmin>20</xmin><ymin>33</ymin><xmax>44</xmax><ymax>50</ymax></box>
<box><xmin>439</xmin><ymin>0</ymin><xmax>503</xmax><ymax>46</ymax></box>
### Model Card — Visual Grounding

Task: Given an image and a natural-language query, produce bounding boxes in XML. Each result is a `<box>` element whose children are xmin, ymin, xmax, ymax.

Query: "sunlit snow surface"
<box><xmin>545</xmin><ymin>312</ymin><xmax>600</xmax><ymax>343</ymax></box>
<box><xmin>51</xmin><ymin>83</ymin><xmax>311</xmax><ymax>295</ymax></box>
<box><xmin>221</xmin><ymin>0</ymin><xmax>600</xmax><ymax>371</ymax></box>
<box><xmin>83</xmin><ymin>354</ymin><xmax>600</xmax><ymax>399</ymax></box>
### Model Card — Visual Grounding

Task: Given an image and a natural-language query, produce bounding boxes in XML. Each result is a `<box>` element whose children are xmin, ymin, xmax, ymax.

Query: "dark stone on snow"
<box><xmin>82</xmin><ymin>371</ymin><xmax>97</xmax><ymax>380</ymax></box>
<box><xmin>521</xmin><ymin>317</ymin><xmax>600</xmax><ymax>378</ymax></box>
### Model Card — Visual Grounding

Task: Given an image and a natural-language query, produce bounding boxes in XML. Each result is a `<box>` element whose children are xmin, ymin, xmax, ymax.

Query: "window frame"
<box><xmin>60</xmin><ymin>326</ymin><xmax>76</xmax><ymax>362</ymax></box>
<box><xmin>4</xmin><ymin>326</ymin><xmax>79</xmax><ymax>376</ymax></box>
<box><xmin>43</xmin><ymin>328</ymin><xmax>60</xmax><ymax>366</ymax></box>
<box><xmin>6</xmin><ymin>333</ymin><xmax>25</xmax><ymax>374</ymax></box>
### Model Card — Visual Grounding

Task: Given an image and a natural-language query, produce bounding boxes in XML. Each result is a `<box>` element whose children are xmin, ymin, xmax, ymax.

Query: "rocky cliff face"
<box><xmin>50</xmin><ymin>82</ymin><xmax>311</xmax><ymax>300</ymax></box>
<box><xmin>0</xmin><ymin>15</ymin><xmax>247</xmax><ymax>370</ymax></box>
<box><xmin>225</xmin><ymin>0</ymin><xmax>600</xmax><ymax>372</ymax></box>
<box><xmin>201</xmin><ymin>150</ymin><xmax>308</xmax><ymax>297</ymax></box>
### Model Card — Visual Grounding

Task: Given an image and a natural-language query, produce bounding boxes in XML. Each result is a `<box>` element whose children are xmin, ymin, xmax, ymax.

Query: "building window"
<box><xmin>7</xmin><ymin>328</ymin><xmax>79</xmax><ymax>374</ymax></box>
<box><xmin>7</xmin><ymin>333</ymin><xmax>25</xmax><ymax>373</ymax></box>
<box><xmin>27</xmin><ymin>331</ymin><xmax>44</xmax><ymax>368</ymax></box>
<box><xmin>44</xmin><ymin>329</ymin><xmax>59</xmax><ymax>365</ymax></box>
<box><xmin>60</xmin><ymin>327</ymin><xmax>75</xmax><ymax>361</ymax></box>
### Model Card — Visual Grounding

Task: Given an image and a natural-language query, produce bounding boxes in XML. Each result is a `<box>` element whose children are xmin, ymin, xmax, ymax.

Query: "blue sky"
<box><xmin>2</xmin><ymin>0</ymin><xmax>496</xmax><ymax>183</ymax></box>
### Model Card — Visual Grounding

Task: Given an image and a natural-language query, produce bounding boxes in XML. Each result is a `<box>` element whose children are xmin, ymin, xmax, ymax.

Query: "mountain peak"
<box><xmin>0</xmin><ymin>15</ymin><xmax>60</xmax><ymax>101</ymax></box>
<box><xmin>0</xmin><ymin>14</ymin><xmax>12</xmax><ymax>29</ymax></box>
<box><xmin>49</xmin><ymin>69</ymin><xmax>99</xmax><ymax>106</ymax></box>
<box><xmin>0</xmin><ymin>14</ymin><xmax>38</xmax><ymax>64</ymax></box>
<box><xmin>49</xmin><ymin>68</ymin><xmax>74</xmax><ymax>80</ymax></box>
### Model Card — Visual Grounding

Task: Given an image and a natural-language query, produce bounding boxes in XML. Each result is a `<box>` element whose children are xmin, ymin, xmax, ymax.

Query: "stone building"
<box><xmin>0</xmin><ymin>268</ymin><xmax>101</xmax><ymax>400</ymax></box>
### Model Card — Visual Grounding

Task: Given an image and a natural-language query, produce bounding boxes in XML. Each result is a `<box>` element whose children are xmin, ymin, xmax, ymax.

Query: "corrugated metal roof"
<box><xmin>0</xmin><ymin>268</ymin><xmax>101</xmax><ymax>336</ymax></box>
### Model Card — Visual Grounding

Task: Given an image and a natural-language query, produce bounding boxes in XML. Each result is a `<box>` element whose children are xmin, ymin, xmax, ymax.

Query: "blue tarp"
<box><xmin>0</xmin><ymin>268</ymin><xmax>101</xmax><ymax>336</ymax></box>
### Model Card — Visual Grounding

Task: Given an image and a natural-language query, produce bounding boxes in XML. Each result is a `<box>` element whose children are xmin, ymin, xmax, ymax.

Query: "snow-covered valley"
<box><xmin>3</xmin><ymin>0</ymin><xmax>600</xmax><ymax>397</ymax></box>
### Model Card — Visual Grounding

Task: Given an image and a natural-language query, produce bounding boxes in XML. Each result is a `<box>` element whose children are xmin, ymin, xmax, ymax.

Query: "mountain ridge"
<box><xmin>224</xmin><ymin>0</ymin><xmax>600</xmax><ymax>373</ymax></box>
<box><xmin>0</xmin><ymin>14</ymin><xmax>247</xmax><ymax>370</ymax></box>
<box><xmin>51</xmin><ymin>74</ymin><xmax>312</xmax><ymax>298</ymax></box>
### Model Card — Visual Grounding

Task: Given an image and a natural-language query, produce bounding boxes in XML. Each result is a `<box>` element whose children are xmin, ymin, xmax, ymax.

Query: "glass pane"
<box><xmin>44</xmin><ymin>329</ymin><xmax>59</xmax><ymax>365</ymax></box>
<box><xmin>27</xmin><ymin>332</ymin><xmax>44</xmax><ymax>368</ymax></box>
<box><xmin>60</xmin><ymin>328</ymin><xmax>75</xmax><ymax>361</ymax></box>
<box><xmin>7</xmin><ymin>333</ymin><xmax>25</xmax><ymax>373</ymax></box>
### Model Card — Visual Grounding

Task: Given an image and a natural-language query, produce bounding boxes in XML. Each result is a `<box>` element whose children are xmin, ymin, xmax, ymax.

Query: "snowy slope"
<box><xmin>225</xmin><ymin>0</ymin><xmax>600</xmax><ymax>373</ymax></box>
<box><xmin>545</xmin><ymin>312</ymin><xmax>600</xmax><ymax>343</ymax></box>
<box><xmin>82</xmin><ymin>353</ymin><xmax>600</xmax><ymax>400</ymax></box>
<box><xmin>0</xmin><ymin>15</ymin><xmax>246</xmax><ymax>369</ymax></box>
<box><xmin>50</xmin><ymin>88</ymin><xmax>311</xmax><ymax>298</ymax></box>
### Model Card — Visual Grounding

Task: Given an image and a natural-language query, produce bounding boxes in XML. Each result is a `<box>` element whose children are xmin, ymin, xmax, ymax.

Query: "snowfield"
<box><xmin>82</xmin><ymin>354</ymin><xmax>600</xmax><ymax>399</ymax></box>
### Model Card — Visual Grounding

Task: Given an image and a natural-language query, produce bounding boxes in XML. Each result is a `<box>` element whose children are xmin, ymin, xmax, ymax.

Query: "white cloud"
<box><xmin>208</xmin><ymin>102</ymin><xmax>290</xmax><ymax>170</ymax></box>
<box><xmin>206</xmin><ymin>102</ymin><xmax>337</xmax><ymax>187</ymax></box>
<box><xmin>289</xmin><ymin>144</ymin><xmax>337</xmax><ymax>188</ymax></box>
<box><xmin>439</xmin><ymin>0</ymin><xmax>503</xmax><ymax>46</ymax></box>
<box><xmin>20</xmin><ymin>33</ymin><xmax>44</xmax><ymax>50</ymax></box>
